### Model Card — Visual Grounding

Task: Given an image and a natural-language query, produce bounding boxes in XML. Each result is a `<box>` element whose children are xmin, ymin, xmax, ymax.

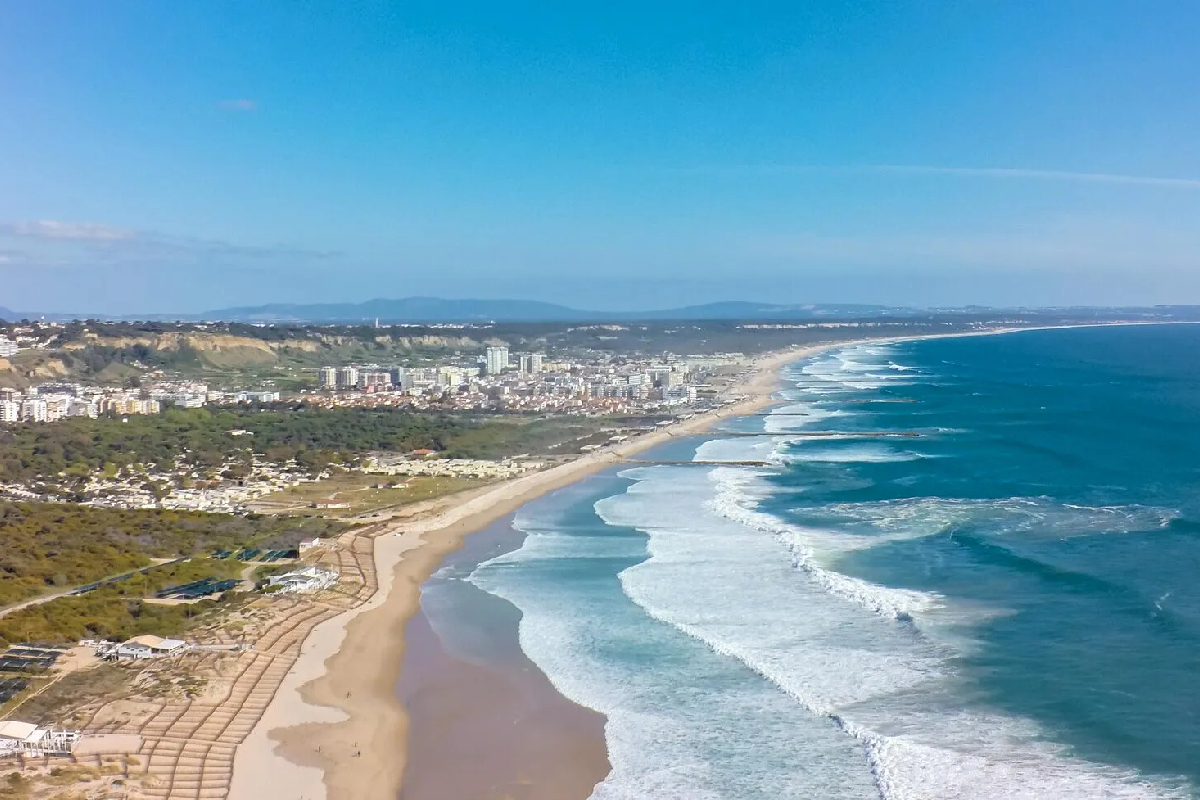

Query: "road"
<box><xmin>0</xmin><ymin>557</ymin><xmax>189</xmax><ymax>620</ymax></box>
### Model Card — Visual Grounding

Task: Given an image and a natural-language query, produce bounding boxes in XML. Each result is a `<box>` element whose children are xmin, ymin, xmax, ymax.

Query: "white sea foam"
<box><xmin>595</xmin><ymin>468</ymin><xmax>946</xmax><ymax>712</ymax></box>
<box><xmin>702</xmin><ymin>467</ymin><xmax>942</xmax><ymax>618</ymax></box>
<box><xmin>763</xmin><ymin>401</ymin><xmax>851</xmax><ymax>433</ymax></box>
<box><xmin>774</xmin><ymin>441</ymin><xmax>928</xmax><ymax>464</ymax></box>
<box><xmin>472</xmin><ymin>487</ymin><xmax>884</xmax><ymax>800</ymax></box>
<box><xmin>469</xmin><ymin>328</ymin><xmax>1189</xmax><ymax>800</ymax></box>
<box><xmin>594</xmin><ymin>460</ymin><xmax>1192</xmax><ymax>800</ymax></box>
<box><xmin>797</xmin><ymin>344</ymin><xmax>920</xmax><ymax>391</ymax></box>
<box><xmin>806</xmin><ymin>496</ymin><xmax>1177</xmax><ymax>540</ymax></box>
<box><xmin>693</xmin><ymin>435</ymin><xmax>784</xmax><ymax>464</ymax></box>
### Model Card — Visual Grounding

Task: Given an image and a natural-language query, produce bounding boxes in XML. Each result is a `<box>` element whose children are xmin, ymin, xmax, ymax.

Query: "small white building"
<box><xmin>311</xmin><ymin>499</ymin><xmax>350</xmax><ymax>510</ymax></box>
<box><xmin>297</xmin><ymin>538</ymin><xmax>324</xmax><ymax>553</ymax></box>
<box><xmin>113</xmin><ymin>635</ymin><xmax>186</xmax><ymax>660</ymax></box>
<box><xmin>0</xmin><ymin>721</ymin><xmax>79</xmax><ymax>757</ymax></box>
<box><xmin>268</xmin><ymin>566</ymin><xmax>338</xmax><ymax>594</ymax></box>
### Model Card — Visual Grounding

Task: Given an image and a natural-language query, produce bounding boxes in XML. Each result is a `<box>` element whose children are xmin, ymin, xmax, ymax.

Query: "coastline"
<box><xmin>397</xmin><ymin>509</ymin><xmax>613</xmax><ymax>800</ymax></box>
<box><xmin>228</xmin><ymin>323</ymin><xmax>1140</xmax><ymax>800</ymax></box>
<box><xmin>228</xmin><ymin>343</ymin><xmax>803</xmax><ymax>800</ymax></box>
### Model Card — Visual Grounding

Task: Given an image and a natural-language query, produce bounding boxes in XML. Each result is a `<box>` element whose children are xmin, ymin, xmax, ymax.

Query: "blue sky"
<box><xmin>3</xmin><ymin>1</ymin><xmax>1200</xmax><ymax>314</ymax></box>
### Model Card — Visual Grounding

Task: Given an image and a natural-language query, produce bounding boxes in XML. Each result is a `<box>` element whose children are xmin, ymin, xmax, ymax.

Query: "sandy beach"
<box><xmin>396</xmin><ymin>511</ymin><xmax>613</xmax><ymax>800</ymax></box>
<box><xmin>227</xmin><ymin>342</ymin><xmax>805</xmax><ymax>800</ymax></box>
<box><xmin>229</xmin><ymin>325</ymin><xmax>1105</xmax><ymax>800</ymax></box>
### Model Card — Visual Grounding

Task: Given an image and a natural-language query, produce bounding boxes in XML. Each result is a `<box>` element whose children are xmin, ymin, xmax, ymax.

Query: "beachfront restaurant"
<box><xmin>267</xmin><ymin>565</ymin><xmax>338</xmax><ymax>594</ymax></box>
<box><xmin>0</xmin><ymin>721</ymin><xmax>79</xmax><ymax>757</ymax></box>
<box><xmin>113</xmin><ymin>635</ymin><xmax>187</xmax><ymax>660</ymax></box>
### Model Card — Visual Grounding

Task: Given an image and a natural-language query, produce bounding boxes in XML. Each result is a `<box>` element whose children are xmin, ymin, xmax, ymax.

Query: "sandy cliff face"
<box><xmin>43</xmin><ymin>330</ymin><xmax>486</xmax><ymax>379</ymax></box>
<box><xmin>395</xmin><ymin>335</ymin><xmax>480</xmax><ymax>349</ymax></box>
<box><xmin>61</xmin><ymin>335</ymin><xmax>158</xmax><ymax>351</ymax></box>
<box><xmin>59</xmin><ymin>332</ymin><xmax>330</xmax><ymax>367</ymax></box>
<box><xmin>319</xmin><ymin>333</ymin><xmax>480</xmax><ymax>349</ymax></box>
<box><xmin>275</xmin><ymin>339</ymin><xmax>322</xmax><ymax>353</ymax></box>
<box><xmin>30</xmin><ymin>358</ymin><xmax>71</xmax><ymax>378</ymax></box>
<box><xmin>0</xmin><ymin>354</ymin><xmax>69</xmax><ymax>388</ymax></box>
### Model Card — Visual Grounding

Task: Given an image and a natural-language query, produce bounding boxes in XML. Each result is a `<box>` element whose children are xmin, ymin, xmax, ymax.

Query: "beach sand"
<box><xmin>230</xmin><ymin>328</ymin><xmax>1076</xmax><ymax>800</ymax></box>
<box><xmin>397</xmin><ymin>512</ymin><xmax>612</xmax><ymax>800</ymax></box>
<box><xmin>228</xmin><ymin>344</ymin><xmax>804</xmax><ymax>800</ymax></box>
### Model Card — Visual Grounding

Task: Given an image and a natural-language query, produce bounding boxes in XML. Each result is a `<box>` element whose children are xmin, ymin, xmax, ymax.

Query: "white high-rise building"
<box><xmin>319</xmin><ymin>367</ymin><xmax>338</xmax><ymax>389</ymax></box>
<box><xmin>516</xmin><ymin>352</ymin><xmax>546</xmax><ymax>374</ymax></box>
<box><xmin>337</xmin><ymin>366</ymin><xmax>360</xmax><ymax>390</ymax></box>
<box><xmin>20</xmin><ymin>398</ymin><xmax>47</xmax><ymax>423</ymax></box>
<box><xmin>0</xmin><ymin>401</ymin><xmax>19</xmax><ymax>423</ymax></box>
<box><xmin>485</xmin><ymin>346</ymin><xmax>510</xmax><ymax>375</ymax></box>
<box><xmin>0</xmin><ymin>337</ymin><xmax>18</xmax><ymax>357</ymax></box>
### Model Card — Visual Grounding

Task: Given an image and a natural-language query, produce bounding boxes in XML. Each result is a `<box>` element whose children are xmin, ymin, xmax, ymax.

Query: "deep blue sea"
<box><xmin>460</xmin><ymin>324</ymin><xmax>1200</xmax><ymax>799</ymax></box>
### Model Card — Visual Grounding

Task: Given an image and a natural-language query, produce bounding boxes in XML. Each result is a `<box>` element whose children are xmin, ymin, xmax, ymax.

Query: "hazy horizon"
<box><xmin>4</xmin><ymin>293</ymin><xmax>1196</xmax><ymax>321</ymax></box>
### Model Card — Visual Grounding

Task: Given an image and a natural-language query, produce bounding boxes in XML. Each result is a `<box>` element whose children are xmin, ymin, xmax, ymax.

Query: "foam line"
<box><xmin>599</xmin><ymin>461</ymin><xmax>1191</xmax><ymax>800</ymax></box>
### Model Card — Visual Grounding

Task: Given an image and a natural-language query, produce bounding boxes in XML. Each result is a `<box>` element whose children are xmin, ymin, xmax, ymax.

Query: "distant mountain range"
<box><xmin>198</xmin><ymin>297</ymin><xmax>926</xmax><ymax>323</ymax></box>
<box><xmin>3</xmin><ymin>297</ymin><xmax>1200</xmax><ymax>324</ymax></box>
<box><xmin>1</xmin><ymin>297</ymin><xmax>921</xmax><ymax>323</ymax></box>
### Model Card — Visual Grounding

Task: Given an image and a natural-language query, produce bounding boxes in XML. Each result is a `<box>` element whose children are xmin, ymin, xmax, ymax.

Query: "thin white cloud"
<box><xmin>219</xmin><ymin>99</ymin><xmax>258</xmax><ymax>111</ymax></box>
<box><xmin>1</xmin><ymin>220</ymin><xmax>136</xmax><ymax>241</ymax></box>
<box><xmin>694</xmin><ymin>164</ymin><xmax>1200</xmax><ymax>189</ymax></box>
<box><xmin>0</xmin><ymin>219</ymin><xmax>338</xmax><ymax>266</ymax></box>
<box><xmin>863</xmin><ymin>165</ymin><xmax>1200</xmax><ymax>190</ymax></box>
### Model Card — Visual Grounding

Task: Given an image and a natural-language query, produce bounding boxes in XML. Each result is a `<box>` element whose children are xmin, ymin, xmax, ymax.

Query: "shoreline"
<box><xmin>228</xmin><ymin>343</ymin><xmax>804</xmax><ymax>800</ymax></box>
<box><xmin>396</xmin><ymin>509</ymin><xmax>613</xmax><ymax>800</ymax></box>
<box><xmin>227</xmin><ymin>322</ymin><xmax>1147</xmax><ymax>800</ymax></box>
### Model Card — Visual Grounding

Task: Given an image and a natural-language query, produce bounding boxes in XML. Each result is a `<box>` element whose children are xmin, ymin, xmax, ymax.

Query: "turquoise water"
<box><xmin>463</xmin><ymin>324</ymin><xmax>1200</xmax><ymax>799</ymax></box>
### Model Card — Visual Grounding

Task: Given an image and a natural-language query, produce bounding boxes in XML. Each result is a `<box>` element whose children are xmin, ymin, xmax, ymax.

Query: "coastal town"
<box><xmin>5</xmin><ymin>2</ymin><xmax>1196</xmax><ymax>796</ymax></box>
<box><xmin>0</xmin><ymin>316</ymin><xmax>1180</xmax><ymax>799</ymax></box>
<box><xmin>0</xmin><ymin>312</ymin><xmax>1150</xmax><ymax>800</ymax></box>
<box><xmin>0</xmin><ymin>336</ymin><xmax>737</xmax><ymax>423</ymax></box>
<box><xmin>0</xmin><ymin>334</ymin><xmax>754</xmax><ymax>520</ymax></box>
<box><xmin>0</xmin><ymin>335</ymin><xmax>793</xmax><ymax>800</ymax></box>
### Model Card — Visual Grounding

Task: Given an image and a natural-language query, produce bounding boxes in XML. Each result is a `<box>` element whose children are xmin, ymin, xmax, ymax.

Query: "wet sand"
<box><xmin>398</xmin><ymin>514</ymin><xmax>610</xmax><ymax>800</ymax></box>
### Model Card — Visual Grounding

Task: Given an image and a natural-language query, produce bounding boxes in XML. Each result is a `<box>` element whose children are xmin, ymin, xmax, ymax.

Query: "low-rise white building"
<box><xmin>268</xmin><ymin>566</ymin><xmax>338</xmax><ymax>594</ymax></box>
<box><xmin>0</xmin><ymin>721</ymin><xmax>79</xmax><ymax>757</ymax></box>
<box><xmin>112</xmin><ymin>635</ymin><xmax>187</xmax><ymax>660</ymax></box>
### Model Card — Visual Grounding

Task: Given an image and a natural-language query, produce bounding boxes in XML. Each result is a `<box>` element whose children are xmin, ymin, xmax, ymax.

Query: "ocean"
<box><xmin>436</xmin><ymin>324</ymin><xmax>1200</xmax><ymax>799</ymax></box>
